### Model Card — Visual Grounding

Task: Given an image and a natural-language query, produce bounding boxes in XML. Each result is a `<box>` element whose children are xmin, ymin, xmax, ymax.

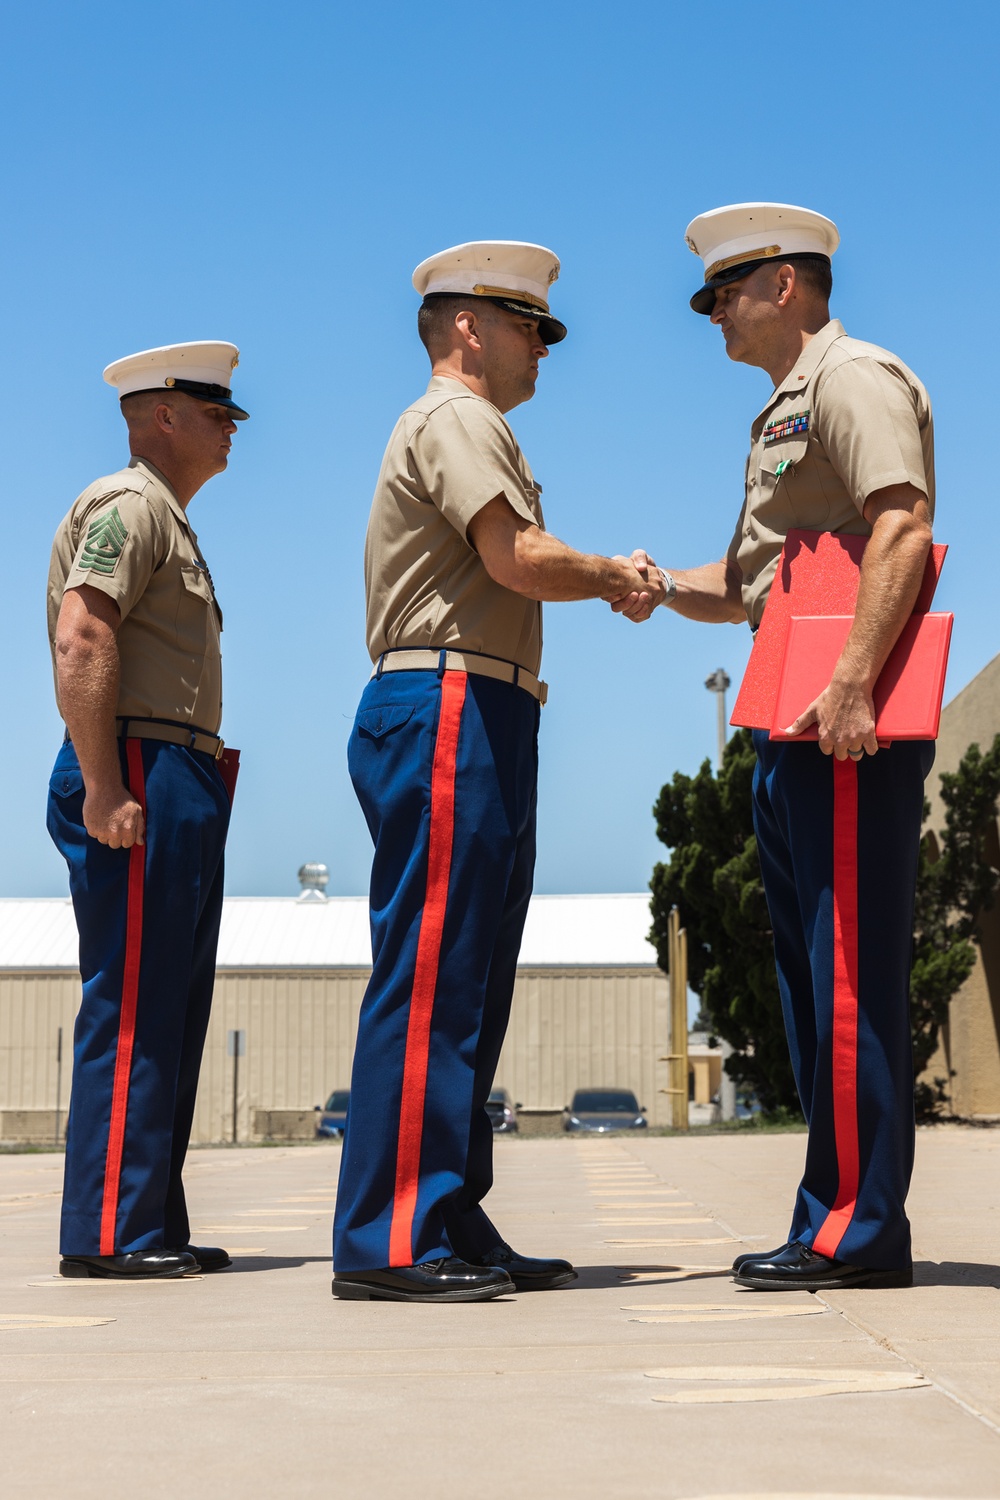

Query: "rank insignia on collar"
<box><xmin>763</xmin><ymin>409</ymin><xmax>810</xmax><ymax>445</ymax></box>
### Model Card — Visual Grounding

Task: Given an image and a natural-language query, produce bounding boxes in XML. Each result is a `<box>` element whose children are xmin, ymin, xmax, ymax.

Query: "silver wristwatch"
<box><xmin>662</xmin><ymin>569</ymin><xmax>677</xmax><ymax>606</ymax></box>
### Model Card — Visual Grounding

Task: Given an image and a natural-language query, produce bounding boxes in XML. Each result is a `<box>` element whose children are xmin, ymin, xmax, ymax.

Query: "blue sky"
<box><xmin>2</xmin><ymin>1</ymin><xmax>996</xmax><ymax>899</ymax></box>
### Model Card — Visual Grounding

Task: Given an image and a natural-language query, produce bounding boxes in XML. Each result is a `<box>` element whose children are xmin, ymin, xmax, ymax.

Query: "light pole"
<box><xmin>704</xmin><ymin>668</ymin><xmax>731</xmax><ymax>768</ymax></box>
<box><xmin>704</xmin><ymin>667</ymin><xmax>737</xmax><ymax>1122</ymax></box>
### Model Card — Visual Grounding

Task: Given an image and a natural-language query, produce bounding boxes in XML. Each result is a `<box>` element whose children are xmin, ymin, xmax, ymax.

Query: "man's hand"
<box><xmin>608</xmin><ymin>549</ymin><xmax>668</xmax><ymax>623</ymax></box>
<box><xmin>82</xmin><ymin>782</ymin><xmax>145</xmax><ymax>848</ymax></box>
<box><xmin>783</xmin><ymin>669</ymin><xmax>878</xmax><ymax>760</ymax></box>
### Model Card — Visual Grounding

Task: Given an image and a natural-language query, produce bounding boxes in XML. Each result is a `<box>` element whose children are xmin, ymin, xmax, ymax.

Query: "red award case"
<box><xmin>729</xmin><ymin>529</ymin><xmax>952</xmax><ymax>741</ymax></box>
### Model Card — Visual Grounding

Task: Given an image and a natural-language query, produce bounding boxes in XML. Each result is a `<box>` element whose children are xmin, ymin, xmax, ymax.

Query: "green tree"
<box><xmin>650</xmin><ymin>731</ymin><xmax>1000</xmax><ymax>1120</ymax></box>
<box><xmin>911</xmin><ymin>736</ymin><xmax>1000</xmax><ymax>1114</ymax></box>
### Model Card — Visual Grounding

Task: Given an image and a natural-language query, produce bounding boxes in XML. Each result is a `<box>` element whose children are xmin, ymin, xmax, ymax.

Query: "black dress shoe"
<box><xmin>59</xmin><ymin>1250</ymin><xmax>198</xmax><ymax>1280</ymax></box>
<box><xmin>732</xmin><ymin>1243</ymin><xmax>789</xmax><ymax>1272</ymax></box>
<box><xmin>332</xmin><ymin>1257</ymin><xmax>514</xmax><ymax>1302</ymax></box>
<box><xmin>179</xmin><ymin>1244</ymin><xmax>232</xmax><ymax>1272</ymax></box>
<box><xmin>476</xmin><ymin>1242</ymin><xmax>578</xmax><ymax>1291</ymax></box>
<box><xmin>734</xmin><ymin>1241</ymin><xmax>913</xmax><ymax>1291</ymax></box>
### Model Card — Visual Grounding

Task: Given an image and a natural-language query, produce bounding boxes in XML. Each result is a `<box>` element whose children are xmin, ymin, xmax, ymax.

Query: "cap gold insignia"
<box><xmin>164</xmin><ymin>376</ymin><xmax>176</xmax><ymax>387</ymax></box>
<box><xmin>472</xmin><ymin>283</ymin><xmax>549</xmax><ymax>313</ymax></box>
<box><xmin>231</xmin><ymin>356</ymin><xmax>239</xmax><ymax>370</ymax></box>
<box><xmin>705</xmin><ymin>245</ymin><xmax>782</xmax><ymax>280</ymax></box>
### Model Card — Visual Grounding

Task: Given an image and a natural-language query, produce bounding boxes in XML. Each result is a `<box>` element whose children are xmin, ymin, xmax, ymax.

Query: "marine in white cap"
<box><xmin>331</xmin><ymin>241</ymin><xmax>664</xmax><ymax>1303</ymax></box>
<box><xmin>46</xmin><ymin>341</ymin><xmax>248</xmax><ymax>1280</ymax></box>
<box><xmin>633</xmin><ymin>203</ymin><xmax>936</xmax><ymax>1292</ymax></box>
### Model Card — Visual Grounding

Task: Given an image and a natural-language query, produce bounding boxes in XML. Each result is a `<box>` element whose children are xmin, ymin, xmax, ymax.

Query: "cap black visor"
<box><xmin>123</xmin><ymin>379</ymin><xmax>249</xmax><ymax>420</ymax></box>
<box><xmin>485</xmin><ymin>297</ymin><xmax>567</xmax><ymax>345</ymax></box>
<box><xmin>689</xmin><ymin>253</ymin><xmax>831</xmax><ymax>316</ymax></box>
<box><xmin>421</xmin><ymin>292</ymin><xmax>566</xmax><ymax>345</ymax></box>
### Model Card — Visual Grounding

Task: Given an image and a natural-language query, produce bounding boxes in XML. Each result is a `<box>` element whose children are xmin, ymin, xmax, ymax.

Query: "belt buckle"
<box><xmin>214</xmin><ymin>738</ymin><xmax>225</xmax><ymax>761</ymax></box>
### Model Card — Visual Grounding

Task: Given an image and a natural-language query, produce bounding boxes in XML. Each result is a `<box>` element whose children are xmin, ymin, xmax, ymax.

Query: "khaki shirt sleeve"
<box><xmin>409</xmin><ymin>397</ymin><xmax>538</xmax><ymax>541</ymax></box>
<box><xmin>63</xmin><ymin>491</ymin><xmax>166</xmax><ymax>620</ymax></box>
<box><xmin>815</xmin><ymin>358</ymin><xmax>931</xmax><ymax>511</ymax></box>
<box><xmin>726</xmin><ymin>497</ymin><xmax>748</xmax><ymax>570</ymax></box>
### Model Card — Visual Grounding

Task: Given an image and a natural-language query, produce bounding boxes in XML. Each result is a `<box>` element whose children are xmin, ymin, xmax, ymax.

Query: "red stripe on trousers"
<box><xmin>99</xmin><ymin>740</ymin><xmax>147</xmax><ymax>1256</ymax></box>
<box><xmin>388</xmin><ymin>671</ymin><xmax>467</xmax><ymax>1268</ymax></box>
<box><xmin>813</xmin><ymin>755</ymin><xmax>861</xmax><ymax>1259</ymax></box>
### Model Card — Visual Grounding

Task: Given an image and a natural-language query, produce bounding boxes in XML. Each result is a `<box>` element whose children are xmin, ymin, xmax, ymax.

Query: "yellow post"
<box><xmin>664</xmin><ymin>907</ymin><xmax>690</xmax><ymax>1130</ymax></box>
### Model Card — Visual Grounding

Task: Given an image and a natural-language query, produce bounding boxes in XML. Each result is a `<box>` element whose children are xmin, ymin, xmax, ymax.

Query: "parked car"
<box><xmin>485</xmin><ymin>1087</ymin><xmax>519</xmax><ymax>1133</ymax></box>
<box><xmin>315</xmin><ymin>1089</ymin><xmax>350</xmax><ymax>1138</ymax></box>
<box><xmin>563</xmin><ymin>1088</ymin><xmax>648</xmax><ymax>1133</ymax></box>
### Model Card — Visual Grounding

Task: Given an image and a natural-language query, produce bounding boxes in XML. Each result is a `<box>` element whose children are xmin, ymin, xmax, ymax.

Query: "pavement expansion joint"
<box><xmin>644</xmin><ymin>1365</ymin><xmax>931</xmax><ymax>1404</ymax></box>
<box><xmin>625</xmin><ymin>1302</ymin><xmax>828</xmax><ymax>1323</ymax></box>
<box><xmin>26</xmin><ymin>1275</ymin><xmax>205</xmax><ymax>1287</ymax></box>
<box><xmin>604</xmin><ymin>1236</ymin><xmax>741</xmax><ymax>1246</ymax></box>
<box><xmin>1</xmin><ymin>1313</ymin><xmax>116</xmax><ymax>1329</ymax></box>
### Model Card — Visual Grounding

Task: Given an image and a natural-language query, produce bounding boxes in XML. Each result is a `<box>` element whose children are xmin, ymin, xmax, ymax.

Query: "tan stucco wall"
<box><xmin>0</xmin><ymin>965</ymin><xmax>671</xmax><ymax>1143</ymax></box>
<box><xmin>921</xmin><ymin>652</ymin><xmax>1000</xmax><ymax>1116</ymax></box>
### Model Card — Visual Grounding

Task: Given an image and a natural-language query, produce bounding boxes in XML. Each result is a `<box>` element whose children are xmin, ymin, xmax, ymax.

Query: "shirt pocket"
<box><xmin>756</xmin><ymin>434</ymin><xmax>819</xmax><ymax>519</ymax></box>
<box><xmin>180</xmin><ymin>563</ymin><xmax>223</xmax><ymax>632</ymax></box>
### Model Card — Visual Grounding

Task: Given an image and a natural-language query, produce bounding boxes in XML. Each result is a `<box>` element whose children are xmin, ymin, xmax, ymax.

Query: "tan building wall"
<box><xmin>921</xmin><ymin>652</ymin><xmax>1000</xmax><ymax>1118</ymax></box>
<box><xmin>0</xmin><ymin>965</ymin><xmax>671</xmax><ymax>1143</ymax></box>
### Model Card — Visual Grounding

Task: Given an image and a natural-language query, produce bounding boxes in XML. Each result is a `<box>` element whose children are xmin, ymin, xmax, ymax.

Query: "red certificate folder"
<box><xmin>770</xmin><ymin>613</ymin><xmax>954</xmax><ymax>741</ymax></box>
<box><xmin>731</xmin><ymin>529</ymin><xmax>950</xmax><ymax>732</ymax></box>
<box><xmin>218</xmin><ymin>747</ymin><xmax>241</xmax><ymax>806</ymax></box>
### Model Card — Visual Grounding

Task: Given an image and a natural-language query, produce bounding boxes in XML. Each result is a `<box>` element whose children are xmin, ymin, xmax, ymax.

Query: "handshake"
<box><xmin>607</xmin><ymin>548</ymin><xmax>670</xmax><ymax>624</ymax></box>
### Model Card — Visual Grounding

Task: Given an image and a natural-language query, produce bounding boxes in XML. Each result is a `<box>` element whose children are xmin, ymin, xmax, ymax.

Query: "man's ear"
<box><xmin>775</xmin><ymin>262</ymin><xmax>797</xmax><ymax>307</ymax></box>
<box><xmin>455</xmin><ymin>308</ymin><xmax>485</xmax><ymax>352</ymax></box>
<box><xmin>152</xmin><ymin>402</ymin><xmax>175</xmax><ymax>435</ymax></box>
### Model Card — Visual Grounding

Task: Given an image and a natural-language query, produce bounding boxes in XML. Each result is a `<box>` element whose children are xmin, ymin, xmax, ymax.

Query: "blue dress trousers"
<box><xmin>752</xmin><ymin>732</ymin><xmax>934</xmax><ymax>1270</ymax></box>
<box><xmin>47</xmin><ymin>737</ymin><xmax>230</xmax><ymax>1256</ymax></box>
<box><xmin>334</xmin><ymin>666</ymin><xmax>538</xmax><ymax>1273</ymax></box>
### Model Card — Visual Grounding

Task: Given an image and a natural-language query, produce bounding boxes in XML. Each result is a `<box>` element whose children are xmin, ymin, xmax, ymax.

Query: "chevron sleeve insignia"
<box><xmin>80</xmin><ymin>507</ymin><xmax>129</xmax><ymax>576</ymax></box>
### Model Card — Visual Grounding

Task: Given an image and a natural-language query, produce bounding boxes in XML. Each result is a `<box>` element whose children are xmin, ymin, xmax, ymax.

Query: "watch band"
<box><xmin>662</xmin><ymin>569</ymin><xmax>677</xmax><ymax>606</ymax></box>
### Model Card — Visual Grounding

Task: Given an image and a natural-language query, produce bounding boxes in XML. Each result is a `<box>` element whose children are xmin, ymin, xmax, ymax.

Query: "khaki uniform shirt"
<box><xmin>364</xmin><ymin>376</ymin><xmax>544</xmax><ymax>675</ymax></box>
<box><xmin>729</xmin><ymin>319</ymin><xmax>935</xmax><ymax>628</ymax></box>
<box><xmin>47</xmin><ymin>457</ymin><xmax>223</xmax><ymax>732</ymax></box>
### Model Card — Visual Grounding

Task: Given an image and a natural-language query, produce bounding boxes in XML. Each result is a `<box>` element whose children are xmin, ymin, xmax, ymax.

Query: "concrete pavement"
<box><xmin>1</xmin><ymin>1126</ymin><xmax>998</xmax><ymax>1500</ymax></box>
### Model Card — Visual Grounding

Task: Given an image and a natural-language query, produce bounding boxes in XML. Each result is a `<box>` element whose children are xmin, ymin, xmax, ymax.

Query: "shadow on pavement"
<box><xmin>913</xmin><ymin>1260</ymin><xmax>1000</xmax><ymax>1288</ymax></box>
<box><xmin>226</xmin><ymin>1255</ymin><xmax>331</xmax><ymax>1273</ymax></box>
<box><xmin>573</xmin><ymin>1264</ymin><xmax>732</xmax><ymax>1290</ymax></box>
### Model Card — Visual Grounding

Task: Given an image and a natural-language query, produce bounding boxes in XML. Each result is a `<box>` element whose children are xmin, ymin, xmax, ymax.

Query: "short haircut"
<box><xmin>118</xmin><ymin>389</ymin><xmax>168</xmax><ymax>425</ymax></box>
<box><xmin>417</xmin><ymin>294</ymin><xmax>495</xmax><ymax>355</ymax></box>
<box><xmin>791</xmin><ymin>254</ymin><xmax>833</xmax><ymax>302</ymax></box>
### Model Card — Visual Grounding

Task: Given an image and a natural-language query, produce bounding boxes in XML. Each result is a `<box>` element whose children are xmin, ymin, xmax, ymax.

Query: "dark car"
<box><xmin>485</xmin><ymin>1087</ymin><xmax>519</xmax><ymax>1133</ymax></box>
<box><xmin>315</xmin><ymin>1089</ymin><xmax>350</xmax><ymax>1138</ymax></box>
<box><xmin>563</xmin><ymin>1087</ymin><xmax>648</xmax><ymax>1133</ymax></box>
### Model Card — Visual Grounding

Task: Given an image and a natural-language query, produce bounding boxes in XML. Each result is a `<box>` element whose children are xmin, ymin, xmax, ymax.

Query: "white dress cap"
<box><xmin>103</xmin><ymin>340</ymin><xmax>249</xmax><ymax>417</ymax></box>
<box><xmin>412</xmin><ymin>240</ymin><xmax>566</xmax><ymax>343</ymax></box>
<box><xmin>684</xmin><ymin>203</ymin><xmax>839</xmax><ymax>314</ymax></box>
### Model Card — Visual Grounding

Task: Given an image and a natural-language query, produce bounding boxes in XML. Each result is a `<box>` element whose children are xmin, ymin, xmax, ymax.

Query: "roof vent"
<box><xmin>297</xmin><ymin>863</ymin><xmax>330</xmax><ymax>903</ymax></box>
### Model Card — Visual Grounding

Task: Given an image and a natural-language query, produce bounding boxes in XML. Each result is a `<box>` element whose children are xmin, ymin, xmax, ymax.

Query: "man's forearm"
<box><xmin>834</xmin><ymin>510</ymin><xmax>933</xmax><ymax>690</ymax></box>
<box><xmin>666</xmin><ymin>560</ymin><xmax>745</xmax><ymax>623</ymax></box>
<box><xmin>57</xmin><ymin>634</ymin><xmax>124</xmax><ymax>791</ymax></box>
<box><xmin>508</xmin><ymin>526</ymin><xmax>645</xmax><ymax>602</ymax></box>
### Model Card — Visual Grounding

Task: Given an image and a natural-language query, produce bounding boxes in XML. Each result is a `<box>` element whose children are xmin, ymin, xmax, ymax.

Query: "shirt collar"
<box><xmin>753</xmin><ymin>318</ymin><xmax>846</xmax><ymax>427</ymax></box>
<box><xmin>425</xmin><ymin>378</ymin><xmax>500</xmax><ymax>414</ymax></box>
<box><xmin>128</xmin><ymin>456</ymin><xmax>192</xmax><ymax>532</ymax></box>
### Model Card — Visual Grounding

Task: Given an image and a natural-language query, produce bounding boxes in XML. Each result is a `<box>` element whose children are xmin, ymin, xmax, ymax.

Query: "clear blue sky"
<box><xmin>2</xmin><ymin>1</ymin><xmax>995</xmax><ymax>899</ymax></box>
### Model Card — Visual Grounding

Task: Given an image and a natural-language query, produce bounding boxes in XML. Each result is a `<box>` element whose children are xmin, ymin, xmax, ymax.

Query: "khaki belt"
<box><xmin>116</xmin><ymin>717</ymin><xmax>226</xmax><ymax>759</ymax></box>
<box><xmin>373</xmin><ymin>649</ymin><xmax>548</xmax><ymax>705</ymax></box>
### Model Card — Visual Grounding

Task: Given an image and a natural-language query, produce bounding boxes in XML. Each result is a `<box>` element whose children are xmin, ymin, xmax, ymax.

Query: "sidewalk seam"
<box><xmin>817</xmin><ymin>1293</ymin><xmax>1000</xmax><ymax>1439</ymax></box>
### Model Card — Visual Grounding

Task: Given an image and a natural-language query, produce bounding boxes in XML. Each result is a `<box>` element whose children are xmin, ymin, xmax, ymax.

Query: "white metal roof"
<box><xmin>0</xmin><ymin>893</ymin><xmax>658</xmax><ymax>971</ymax></box>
